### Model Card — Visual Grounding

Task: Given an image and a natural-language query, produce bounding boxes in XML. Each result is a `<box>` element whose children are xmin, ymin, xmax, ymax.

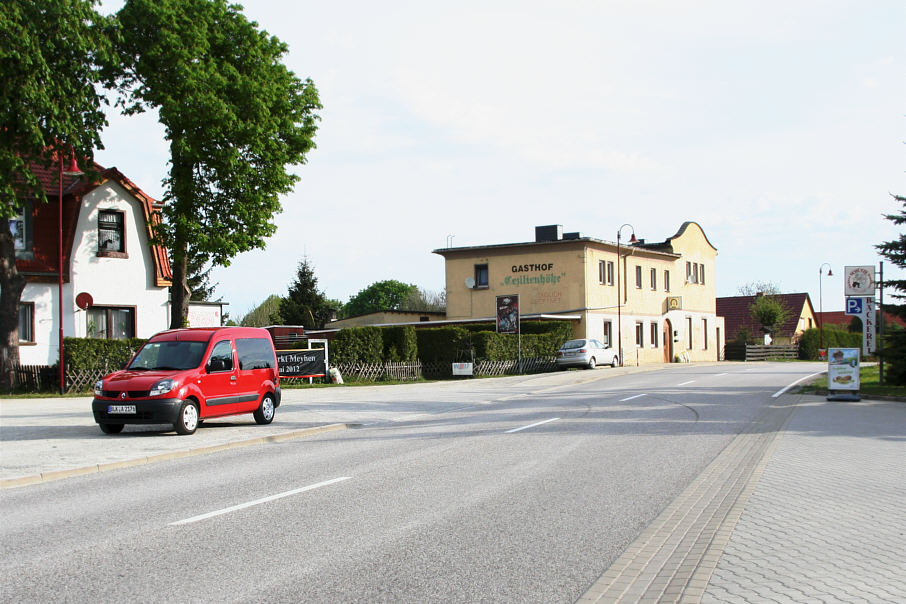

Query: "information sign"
<box><xmin>827</xmin><ymin>347</ymin><xmax>860</xmax><ymax>401</ymax></box>
<box><xmin>277</xmin><ymin>348</ymin><xmax>327</xmax><ymax>378</ymax></box>
<box><xmin>844</xmin><ymin>266</ymin><xmax>875</xmax><ymax>296</ymax></box>
<box><xmin>844</xmin><ymin>297</ymin><xmax>863</xmax><ymax>316</ymax></box>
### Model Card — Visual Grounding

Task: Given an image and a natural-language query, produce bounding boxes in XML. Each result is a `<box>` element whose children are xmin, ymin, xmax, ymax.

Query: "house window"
<box><xmin>650</xmin><ymin>268</ymin><xmax>657</xmax><ymax>291</ymax></box>
<box><xmin>687</xmin><ymin>317</ymin><xmax>693</xmax><ymax>349</ymax></box>
<box><xmin>650</xmin><ymin>322</ymin><xmax>659</xmax><ymax>348</ymax></box>
<box><xmin>98</xmin><ymin>210</ymin><xmax>126</xmax><ymax>255</ymax></box>
<box><xmin>703</xmin><ymin>318</ymin><xmax>708</xmax><ymax>350</ymax></box>
<box><xmin>664</xmin><ymin>270</ymin><xmax>670</xmax><ymax>292</ymax></box>
<box><xmin>9</xmin><ymin>202</ymin><xmax>33</xmax><ymax>254</ymax></box>
<box><xmin>87</xmin><ymin>306</ymin><xmax>135</xmax><ymax>340</ymax></box>
<box><xmin>599</xmin><ymin>260</ymin><xmax>614</xmax><ymax>286</ymax></box>
<box><xmin>635</xmin><ymin>321</ymin><xmax>644</xmax><ymax>347</ymax></box>
<box><xmin>635</xmin><ymin>265</ymin><xmax>642</xmax><ymax>288</ymax></box>
<box><xmin>603</xmin><ymin>320</ymin><xmax>612</xmax><ymax>347</ymax></box>
<box><xmin>700</xmin><ymin>264</ymin><xmax>705</xmax><ymax>285</ymax></box>
<box><xmin>474</xmin><ymin>264</ymin><xmax>488</xmax><ymax>288</ymax></box>
<box><xmin>18</xmin><ymin>302</ymin><xmax>34</xmax><ymax>343</ymax></box>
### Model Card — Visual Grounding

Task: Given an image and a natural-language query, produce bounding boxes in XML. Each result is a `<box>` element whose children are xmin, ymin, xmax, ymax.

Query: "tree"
<box><xmin>342</xmin><ymin>280</ymin><xmax>419</xmax><ymax>318</ymax></box>
<box><xmin>875</xmin><ymin>193</ymin><xmax>906</xmax><ymax>383</ymax></box>
<box><xmin>277</xmin><ymin>258</ymin><xmax>337</xmax><ymax>328</ymax></box>
<box><xmin>240</xmin><ymin>295</ymin><xmax>283</xmax><ymax>327</ymax></box>
<box><xmin>181</xmin><ymin>244</ymin><xmax>217</xmax><ymax>302</ymax></box>
<box><xmin>402</xmin><ymin>288</ymin><xmax>446</xmax><ymax>313</ymax></box>
<box><xmin>0</xmin><ymin>0</ymin><xmax>113</xmax><ymax>390</ymax></box>
<box><xmin>737</xmin><ymin>281</ymin><xmax>782</xmax><ymax>296</ymax></box>
<box><xmin>114</xmin><ymin>0</ymin><xmax>320</xmax><ymax>329</ymax></box>
<box><xmin>749</xmin><ymin>294</ymin><xmax>790</xmax><ymax>339</ymax></box>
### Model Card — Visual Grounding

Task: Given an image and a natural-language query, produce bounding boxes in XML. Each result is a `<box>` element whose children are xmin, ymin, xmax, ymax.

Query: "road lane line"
<box><xmin>505</xmin><ymin>418</ymin><xmax>560</xmax><ymax>434</ymax></box>
<box><xmin>714</xmin><ymin>373</ymin><xmax>728</xmax><ymax>377</ymax></box>
<box><xmin>772</xmin><ymin>372</ymin><xmax>824</xmax><ymax>398</ymax></box>
<box><xmin>678</xmin><ymin>380</ymin><xmax>696</xmax><ymax>386</ymax></box>
<box><xmin>620</xmin><ymin>394</ymin><xmax>647</xmax><ymax>402</ymax></box>
<box><xmin>170</xmin><ymin>477</ymin><xmax>352</xmax><ymax>526</ymax></box>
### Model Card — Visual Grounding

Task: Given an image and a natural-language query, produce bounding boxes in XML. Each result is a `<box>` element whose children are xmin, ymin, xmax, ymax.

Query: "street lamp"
<box><xmin>616</xmin><ymin>223</ymin><xmax>637</xmax><ymax>367</ymax></box>
<box><xmin>59</xmin><ymin>152</ymin><xmax>83</xmax><ymax>394</ymax></box>
<box><xmin>818</xmin><ymin>262</ymin><xmax>833</xmax><ymax>352</ymax></box>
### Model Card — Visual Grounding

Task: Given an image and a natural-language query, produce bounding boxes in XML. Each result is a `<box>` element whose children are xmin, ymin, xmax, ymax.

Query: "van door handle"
<box><xmin>230</xmin><ymin>376</ymin><xmax>237</xmax><ymax>382</ymax></box>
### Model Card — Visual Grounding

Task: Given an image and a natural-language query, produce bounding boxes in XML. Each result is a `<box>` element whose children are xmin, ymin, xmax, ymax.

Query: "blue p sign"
<box><xmin>845</xmin><ymin>297</ymin><xmax>863</xmax><ymax>315</ymax></box>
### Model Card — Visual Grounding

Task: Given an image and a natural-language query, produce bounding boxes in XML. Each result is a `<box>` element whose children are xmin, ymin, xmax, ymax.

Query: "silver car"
<box><xmin>555</xmin><ymin>338</ymin><xmax>619</xmax><ymax>369</ymax></box>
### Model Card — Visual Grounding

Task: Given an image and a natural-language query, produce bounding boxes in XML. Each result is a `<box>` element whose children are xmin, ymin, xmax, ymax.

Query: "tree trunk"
<box><xmin>0</xmin><ymin>220</ymin><xmax>27</xmax><ymax>391</ymax></box>
<box><xmin>169</xmin><ymin>237</ymin><xmax>189</xmax><ymax>329</ymax></box>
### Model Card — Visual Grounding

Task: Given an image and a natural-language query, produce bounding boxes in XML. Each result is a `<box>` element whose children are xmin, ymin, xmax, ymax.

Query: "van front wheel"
<box><xmin>254</xmin><ymin>394</ymin><xmax>276</xmax><ymax>425</ymax></box>
<box><xmin>175</xmin><ymin>401</ymin><xmax>199</xmax><ymax>435</ymax></box>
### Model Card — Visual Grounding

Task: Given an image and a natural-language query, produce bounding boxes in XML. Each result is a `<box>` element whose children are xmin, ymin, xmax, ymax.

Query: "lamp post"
<box><xmin>58</xmin><ymin>152</ymin><xmax>83</xmax><ymax>394</ymax></box>
<box><xmin>818</xmin><ymin>262</ymin><xmax>833</xmax><ymax>351</ymax></box>
<box><xmin>616</xmin><ymin>224</ymin><xmax>637</xmax><ymax>367</ymax></box>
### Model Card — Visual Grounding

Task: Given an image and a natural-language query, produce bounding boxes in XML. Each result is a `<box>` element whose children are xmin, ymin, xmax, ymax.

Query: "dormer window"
<box><xmin>9</xmin><ymin>202</ymin><xmax>32</xmax><ymax>256</ymax></box>
<box><xmin>98</xmin><ymin>210</ymin><xmax>127</xmax><ymax>257</ymax></box>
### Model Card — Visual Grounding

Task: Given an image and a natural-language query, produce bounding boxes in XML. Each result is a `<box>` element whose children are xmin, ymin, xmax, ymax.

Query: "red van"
<box><xmin>92</xmin><ymin>327</ymin><xmax>281</xmax><ymax>435</ymax></box>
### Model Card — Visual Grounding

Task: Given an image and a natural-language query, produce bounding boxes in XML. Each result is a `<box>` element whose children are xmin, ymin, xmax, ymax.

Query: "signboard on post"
<box><xmin>862</xmin><ymin>297</ymin><xmax>876</xmax><ymax>355</ymax></box>
<box><xmin>827</xmin><ymin>347</ymin><xmax>860</xmax><ymax>401</ymax></box>
<box><xmin>844</xmin><ymin>297</ymin><xmax>863</xmax><ymax>315</ymax></box>
<box><xmin>496</xmin><ymin>295</ymin><xmax>520</xmax><ymax>334</ymax></box>
<box><xmin>277</xmin><ymin>348</ymin><xmax>327</xmax><ymax>378</ymax></box>
<box><xmin>844</xmin><ymin>266</ymin><xmax>876</xmax><ymax>297</ymax></box>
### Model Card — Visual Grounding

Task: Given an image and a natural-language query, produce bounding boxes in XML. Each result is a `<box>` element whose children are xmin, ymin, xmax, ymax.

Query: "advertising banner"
<box><xmin>452</xmin><ymin>362</ymin><xmax>474</xmax><ymax>376</ymax></box>
<box><xmin>827</xmin><ymin>347</ymin><xmax>860</xmax><ymax>395</ymax></box>
<box><xmin>844</xmin><ymin>266</ymin><xmax>876</xmax><ymax>297</ymax></box>
<box><xmin>862</xmin><ymin>297</ymin><xmax>876</xmax><ymax>354</ymax></box>
<box><xmin>277</xmin><ymin>348</ymin><xmax>327</xmax><ymax>378</ymax></box>
<box><xmin>496</xmin><ymin>294</ymin><xmax>520</xmax><ymax>334</ymax></box>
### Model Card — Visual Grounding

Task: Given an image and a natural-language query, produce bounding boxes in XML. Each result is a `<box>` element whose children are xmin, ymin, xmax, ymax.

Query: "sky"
<box><xmin>95</xmin><ymin>0</ymin><xmax>905</xmax><ymax>319</ymax></box>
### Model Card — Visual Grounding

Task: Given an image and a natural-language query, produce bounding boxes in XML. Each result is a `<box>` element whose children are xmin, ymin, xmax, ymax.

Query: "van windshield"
<box><xmin>128</xmin><ymin>341</ymin><xmax>207</xmax><ymax>371</ymax></box>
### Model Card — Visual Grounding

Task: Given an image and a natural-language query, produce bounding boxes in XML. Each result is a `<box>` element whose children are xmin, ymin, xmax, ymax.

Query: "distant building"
<box><xmin>717</xmin><ymin>293</ymin><xmax>817</xmax><ymax>346</ymax></box>
<box><xmin>434</xmin><ymin>222</ymin><xmax>724</xmax><ymax>364</ymax></box>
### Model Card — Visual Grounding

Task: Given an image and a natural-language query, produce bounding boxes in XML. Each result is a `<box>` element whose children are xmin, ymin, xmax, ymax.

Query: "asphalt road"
<box><xmin>0</xmin><ymin>363</ymin><xmax>824</xmax><ymax>603</ymax></box>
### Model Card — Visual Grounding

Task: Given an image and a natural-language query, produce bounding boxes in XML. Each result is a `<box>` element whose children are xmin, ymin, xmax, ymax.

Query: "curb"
<box><xmin>0</xmin><ymin>423</ymin><xmax>349</xmax><ymax>490</ymax></box>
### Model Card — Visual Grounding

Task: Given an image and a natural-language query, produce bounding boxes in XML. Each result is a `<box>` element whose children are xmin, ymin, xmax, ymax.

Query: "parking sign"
<box><xmin>845</xmin><ymin>297</ymin><xmax>864</xmax><ymax>315</ymax></box>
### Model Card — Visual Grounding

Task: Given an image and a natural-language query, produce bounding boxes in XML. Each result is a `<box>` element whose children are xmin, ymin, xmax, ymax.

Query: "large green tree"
<box><xmin>749</xmin><ymin>295</ymin><xmax>790</xmax><ymax>339</ymax></box>
<box><xmin>278</xmin><ymin>258</ymin><xmax>338</xmax><ymax>328</ymax></box>
<box><xmin>114</xmin><ymin>0</ymin><xmax>320</xmax><ymax>329</ymax></box>
<box><xmin>342</xmin><ymin>280</ymin><xmax>419</xmax><ymax>318</ymax></box>
<box><xmin>239</xmin><ymin>295</ymin><xmax>282</xmax><ymax>327</ymax></box>
<box><xmin>0</xmin><ymin>0</ymin><xmax>112</xmax><ymax>390</ymax></box>
<box><xmin>875</xmin><ymin>193</ymin><xmax>906</xmax><ymax>383</ymax></box>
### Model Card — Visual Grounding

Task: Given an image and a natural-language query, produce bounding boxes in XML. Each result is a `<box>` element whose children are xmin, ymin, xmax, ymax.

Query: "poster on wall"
<box><xmin>827</xmin><ymin>347</ymin><xmax>860</xmax><ymax>401</ymax></box>
<box><xmin>496</xmin><ymin>294</ymin><xmax>519</xmax><ymax>334</ymax></box>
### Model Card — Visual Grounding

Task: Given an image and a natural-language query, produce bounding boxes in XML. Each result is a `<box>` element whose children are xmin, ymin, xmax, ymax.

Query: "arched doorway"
<box><xmin>663</xmin><ymin>319</ymin><xmax>673</xmax><ymax>363</ymax></box>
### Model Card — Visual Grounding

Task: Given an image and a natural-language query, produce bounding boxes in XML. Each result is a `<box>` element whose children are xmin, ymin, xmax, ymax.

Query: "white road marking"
<box><xmin>714</xmin><ymin>373</ymin><xmax>728</xmax><ymax>377</ymax></box>
<box><xmin>678</xmin><ymin>380</ymin><xmax>696</xmax><ymax>386</ymax></box>
<box><xmin>505</xmin><ymin>418</ymin><xmax>560</xmax><ymax>434</ymax></box>
<box><xmin>620</xmin><ymin>394</ymin><xmax>647</xmax><ymax>402</ymax></box>
<box><xmin>772</xmin><ymin>372</ymin><xmax>824</xmax><ymax>398</ymax></box>
<box><xmin>170</xmin><ymin>477</ymin><xmax>352</xmax><ymax>526</ymax></box>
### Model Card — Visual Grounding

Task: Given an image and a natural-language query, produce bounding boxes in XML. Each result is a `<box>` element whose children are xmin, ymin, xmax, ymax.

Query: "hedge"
<box><xmin>64</xmin><ymin>337</ymin><xmax>146</xmax><ymax>372</ymax></box>
<box><xmin>382</xmin><ymin>325</ymin><xmax>417</xmax><ymax>362</ymax></box>
<box><xmin>332</xmin><ymin>326</ymin><xmax>383</xmax><ymax>364</ymax></box>
<box><xmin>471</xmin><ymin>330</ymin><xmax>566</xmax><ymax>361</ymax></box>
<box><xmin>415</xmin><ymin>327</ymin><xmax>470</xmax><ymax>362</ymax></box>
<box><xmin>798</xmin><ymin>327</ymin><xmax>862</xmax><ymax>360</ymax></box>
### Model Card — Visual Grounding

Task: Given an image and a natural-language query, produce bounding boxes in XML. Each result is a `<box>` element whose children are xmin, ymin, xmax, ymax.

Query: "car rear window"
<box><xmin>236</xmin><ymin>338</ymin><xmax>276</xmax><ymax>370</ymax></box>
<box><xmin>561</xmin><ymin>340</ymin><xmax>587</xmax><ymax>349</ymax></box>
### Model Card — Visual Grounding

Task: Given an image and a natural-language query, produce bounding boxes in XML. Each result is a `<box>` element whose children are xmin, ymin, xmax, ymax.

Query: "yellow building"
<box><xmin>434</xmin><ymin>222</ymin><xmax>725</xmax><ymax>364</ymax></box>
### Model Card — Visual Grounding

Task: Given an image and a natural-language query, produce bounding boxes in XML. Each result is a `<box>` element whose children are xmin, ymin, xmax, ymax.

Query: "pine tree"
<box><xmin>278</xmin><ymin>258</ymin><xmax>334</xmax><ymax>328</ymax></box>
<box><xmin>875</xmin><ymin>193</ymin><xmax>906</xmax><ymax>383</ymax></box>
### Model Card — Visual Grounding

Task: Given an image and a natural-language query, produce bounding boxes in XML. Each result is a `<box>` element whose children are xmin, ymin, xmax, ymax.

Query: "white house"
<box><xmin>15</xmin><ymin>164</ymin><xmax>173</xmax><ymax>365</ymax></box>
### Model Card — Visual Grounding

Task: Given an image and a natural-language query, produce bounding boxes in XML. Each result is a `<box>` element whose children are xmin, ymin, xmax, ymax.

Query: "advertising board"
<box><xmin>277</xmin><ymin>348</ymin><xmax>327</xmax><ymax>378</ymax></box>
<box><xmin>827</xmin><ymin>347</ymin><xmax>860</xmax><ymax>401</ymax></box>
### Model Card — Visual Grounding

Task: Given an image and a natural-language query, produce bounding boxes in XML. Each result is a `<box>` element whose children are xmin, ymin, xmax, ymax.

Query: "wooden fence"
<box><xmin>334</xmin><ymin>357</ymin><xmax>558</xmax><ymax>382</ymax></box>
<box><xmin>13</xmin><ymin>365</ymin><xmax>59</xmax><ymax>392</ymax></box>
<box><xmin>723</xmin><ymin>344</ymin><xmax>799</xmax><ymax>362</ymax></box>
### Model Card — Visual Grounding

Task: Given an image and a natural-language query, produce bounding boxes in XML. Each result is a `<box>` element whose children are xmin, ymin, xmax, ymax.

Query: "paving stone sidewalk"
<box><xmin>701</xmin><ymin>398</ymin><xmax>906</xmax><ymax>604</ymax></box>
<box><xmin>580</xmin><ymin>395</ymin><xmax>906</xmax><ymax>603</ymax></box>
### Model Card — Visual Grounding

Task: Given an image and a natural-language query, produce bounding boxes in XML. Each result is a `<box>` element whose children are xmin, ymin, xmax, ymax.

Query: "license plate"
<box><xmin>108</xmin><ymin>405</ymin><xmax>136</xmax><ymax>414</ymax></box>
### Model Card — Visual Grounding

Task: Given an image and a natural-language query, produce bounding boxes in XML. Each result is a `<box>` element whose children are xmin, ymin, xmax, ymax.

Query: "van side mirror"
<box><xmin>208</xmin><ymin>358</ymin><xmax>225</xmax><ymax>372</ymax></box>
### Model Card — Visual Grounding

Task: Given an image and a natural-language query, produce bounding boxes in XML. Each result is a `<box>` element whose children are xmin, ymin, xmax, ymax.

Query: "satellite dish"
<box><xmin>465</xmin><ymin>277</ymin><xmax>475</xmax><ymax>289</ymax></box>
<box><xmin>76</xmin><ymin>292</ymin><xmax>93</xmax><ymax>310</ymax></box>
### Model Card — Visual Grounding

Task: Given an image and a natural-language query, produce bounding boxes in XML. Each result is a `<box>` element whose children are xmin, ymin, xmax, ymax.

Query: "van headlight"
<box><xmin>150</xmin><ymin>378</ymin><xmax>175</xmax><ymax>397</ymax></box>
<box><xmin>94</xmin><ymin>380</ymin><xmax>104</xmax><ymax>396</ymax></box>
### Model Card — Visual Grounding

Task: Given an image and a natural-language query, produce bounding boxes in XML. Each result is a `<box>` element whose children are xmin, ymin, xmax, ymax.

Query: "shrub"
<box><xmin>416</xmin><ymin>327</ymin><xmax>469</xmax><ymax>362</ymax></box>
<box><xmin>382</xmin><ymin>325</ymin><xmax>417</xmax><ymax>362</ymax></box>
<box><xmin>471</xmin><ymin>331</ymin><xmax>564</xmax><ymax>361</ymax></box>
<box><xmin>64</xmin><ymin>337</ymin><xmax>146</xmax><ymax>373</ymax></box>
<box><xmin>798</xmin><ymin>327</ymin><xmax>862</xmax><ymax>360</ymax></box>
<box><xmin>332</xmin><ymin>327</ymin><xmax>383</xmax><ymax>364</ymax></box>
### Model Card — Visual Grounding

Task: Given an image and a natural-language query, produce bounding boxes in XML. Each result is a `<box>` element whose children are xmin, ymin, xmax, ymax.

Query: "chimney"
<box><xmin>535</xmin><ymin>225</ymin><xmax>562</xmax><ymax>242</ymax></box>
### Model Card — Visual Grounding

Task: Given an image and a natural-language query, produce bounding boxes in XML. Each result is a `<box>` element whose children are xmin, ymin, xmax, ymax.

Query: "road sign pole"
<box><xmin>879</xmin><ymin>262</ymin><xmax>884</xmax><ymax>385</ymax></box>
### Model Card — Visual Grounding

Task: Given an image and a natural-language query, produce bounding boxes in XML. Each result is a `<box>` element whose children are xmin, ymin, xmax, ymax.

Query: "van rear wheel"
<box><xmin>254</xmin><ymin>394</ymin><xmax>276</xmax><ymax>425</ymax></box>
<box><xmin>174</xmin><ymin>401</ymin><xmax>199</xmax><ymax>435</ymax></box>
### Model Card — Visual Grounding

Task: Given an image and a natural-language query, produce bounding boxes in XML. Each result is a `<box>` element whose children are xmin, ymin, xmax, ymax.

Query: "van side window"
<box><xmin>236</xmin><ymin>338</ymin><xmax>275</xmax><ymax>370</ymax></box>
<box><xmin>208</xmin><ymin>340</ymin><xmax>234</xmax><ymax>372</ymax></box>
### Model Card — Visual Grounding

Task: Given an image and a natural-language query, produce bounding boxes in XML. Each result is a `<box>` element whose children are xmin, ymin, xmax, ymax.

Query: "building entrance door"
<box><xmin>663</xmin><ymin>319</ymin><xmax>673</xmax><ymax>363</ymax></box>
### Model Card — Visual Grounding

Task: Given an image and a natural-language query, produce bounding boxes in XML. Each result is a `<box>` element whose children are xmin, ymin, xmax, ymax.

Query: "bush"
<box><xmin>471</xmin><ymin>330</ymin><xmax>565</xmax><ymax>361</ymax></box>
<box><xmin>64</xmin><ymin>337</ymin><xmax>146</xmax><ymax>372</ymax></box>
<box><xmin>332</xmin><ymin>327</ymin><xmax>383</xmax><ymax>364</ymax></box>
<box><xmin>798</xmin><ymin>327</ymin><xmax>862</xmax><ymax>360</ymax></box>
<box><xmin>416</xmin><ymin>327</ymin><xmax>469</xmax><ymax>362</ymax></box>
<box><xmin>382</xmin><ymin>325</ymin><xmax>417</xmax><ymax>362</ymax></box>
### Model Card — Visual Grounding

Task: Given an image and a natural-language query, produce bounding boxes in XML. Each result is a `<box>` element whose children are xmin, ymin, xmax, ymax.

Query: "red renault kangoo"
<box><xmin>92</xmin><ymin>327</ymin><xmax>281</xmax><ymax>435</ymax></box>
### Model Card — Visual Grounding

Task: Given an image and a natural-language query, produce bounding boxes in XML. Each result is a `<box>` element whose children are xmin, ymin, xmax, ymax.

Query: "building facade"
<box><xmin>14</xmin><ymin>165</ymin><xmax>173</xmax><ymax>365</ymax></box>
<box><xmin>434</xmin><ymin>222</ymin><xmax>724</xmax><ymax>364</ymax></box>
